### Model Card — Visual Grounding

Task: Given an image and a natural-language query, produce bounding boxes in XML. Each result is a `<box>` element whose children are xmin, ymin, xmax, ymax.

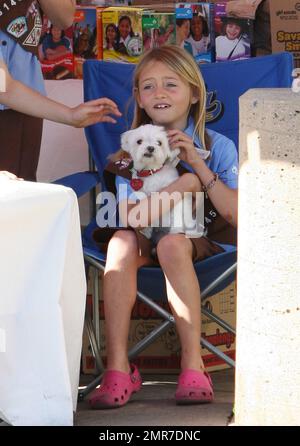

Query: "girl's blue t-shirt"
<box><xmin>0</xmin><ymin>32</ymin><xmax>45</xmax><ymax>110</ymax></box>
<box><xmin>115</xmin><ymin>122</ymin><xmax>238</xmax><ymax>251</ymax></box>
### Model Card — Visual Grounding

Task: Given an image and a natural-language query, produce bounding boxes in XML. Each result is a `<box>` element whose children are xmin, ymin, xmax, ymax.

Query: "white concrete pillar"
<box><xmin>235</xmin><ymin>89</ymin><xmax>300</xmax><ymax>426</ymax></box>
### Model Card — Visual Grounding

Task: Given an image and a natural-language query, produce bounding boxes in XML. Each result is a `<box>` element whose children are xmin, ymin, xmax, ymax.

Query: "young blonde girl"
<box><xmin>89</xmin><ymin>45</ymin><xmax>238</xmax><ymax>409</ymax></box>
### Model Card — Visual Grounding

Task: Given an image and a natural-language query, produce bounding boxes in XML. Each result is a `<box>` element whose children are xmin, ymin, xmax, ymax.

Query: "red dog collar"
<box><xmin>137</xmin><ymin>167</ymin><xmax>163</xmax><ymax>177</ymax></box>
<box><xmin>130</xmin><ymin>167</ymin><xmax>163</xmax><ymax>191</ymax></box>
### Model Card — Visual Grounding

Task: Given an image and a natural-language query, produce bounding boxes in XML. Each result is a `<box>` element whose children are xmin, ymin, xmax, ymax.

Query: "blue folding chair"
<box><xmin>55</xmin><ymin>52</ymin><xmax>293</xmax><ymax>399</ymax></box>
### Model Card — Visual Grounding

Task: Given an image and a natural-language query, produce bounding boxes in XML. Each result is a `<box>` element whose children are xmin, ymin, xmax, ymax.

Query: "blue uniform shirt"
<box><xmin>0</xmin><ymin>31</ymin><xmax>45</xmax><ymax>110</ymax></box>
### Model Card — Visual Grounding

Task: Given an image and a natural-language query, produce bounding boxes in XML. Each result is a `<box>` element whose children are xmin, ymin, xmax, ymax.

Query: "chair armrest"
<box><xmin>53</xmin><ymin>171</ymin><xmax>100</xmax><ymax>198</ymax></box>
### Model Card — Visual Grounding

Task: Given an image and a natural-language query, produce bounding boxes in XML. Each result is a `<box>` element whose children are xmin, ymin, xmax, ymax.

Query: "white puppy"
<box><xmin>121</xmin><ymin>124</ymin><xmax>202</xmax><ymax>242</ymax></box>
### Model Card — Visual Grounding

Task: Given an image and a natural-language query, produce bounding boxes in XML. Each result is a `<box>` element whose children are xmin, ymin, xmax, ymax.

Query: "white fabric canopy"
<box><xmin>0</xmin><ymin>180</ymin><xmax>86</xmax><ymax>426</ymax></box>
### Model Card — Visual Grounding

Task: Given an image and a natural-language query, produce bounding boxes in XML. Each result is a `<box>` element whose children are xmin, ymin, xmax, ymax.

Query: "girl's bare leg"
<box><xmin>157</xmin><ymin>234</ymin><xmax>205</xmax><ymax>372</ymax></box>
<box><xmin>103</xmin><ymin>230</ymin><xmax>152</xmax><ymax>373</ymax></box>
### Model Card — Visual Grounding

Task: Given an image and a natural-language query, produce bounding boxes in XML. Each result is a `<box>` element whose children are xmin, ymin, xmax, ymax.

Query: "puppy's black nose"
<box><xmin>147</xmin><ymin>146</ymin><xmax>155</xmax><ymax>153</ymax></box>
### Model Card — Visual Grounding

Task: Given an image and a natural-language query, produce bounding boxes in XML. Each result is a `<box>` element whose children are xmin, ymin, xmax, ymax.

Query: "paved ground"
<box><xmin>75</xmin><ymin>368</ymin><xmax>234</xmax><ymax>426</ymax></box>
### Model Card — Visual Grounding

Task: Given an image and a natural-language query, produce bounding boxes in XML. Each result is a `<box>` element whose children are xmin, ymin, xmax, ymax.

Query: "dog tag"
<box><xmin>130</xmin><ymin>178</ymin><xmax>143</xmax><ymax>191</ymax></box>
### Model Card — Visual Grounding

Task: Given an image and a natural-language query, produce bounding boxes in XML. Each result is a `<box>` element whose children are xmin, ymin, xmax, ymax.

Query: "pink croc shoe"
<box><xmin>89</xmin><ymin>364</ymin><xmax>142</xmax><ymax>409</ymax></box>
<box><xmin>175</xmin><ymin>369</ymin><xmax>214</xmax><ymax>405</ymax></box>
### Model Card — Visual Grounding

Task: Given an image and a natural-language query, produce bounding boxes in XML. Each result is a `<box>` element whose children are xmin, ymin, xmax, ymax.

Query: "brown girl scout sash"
<box><xmin>92</xmin><ymin>158</ymin><xmax>237</xmax><ymax>251</ymax></box>
<box><xmin>0</xmin><ymin>0</ymin><xmax>42</xmax><ymax>57</ymax></box>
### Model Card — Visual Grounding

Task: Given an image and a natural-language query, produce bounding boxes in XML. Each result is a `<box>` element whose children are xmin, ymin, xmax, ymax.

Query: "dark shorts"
<box><xmin>0</xmin><ymin>109</ymin><xmax>43</xmax><ymax>181</ymax></box>
<box><xmin>92</xmin><ymin>227</ymin><xmax>224</xmax><ymax>264</ymax></box>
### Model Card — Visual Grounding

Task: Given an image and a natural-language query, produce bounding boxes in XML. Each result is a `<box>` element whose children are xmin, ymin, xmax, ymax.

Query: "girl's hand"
<box><xmin>167</xmin><ymin>129</ymin><xmax>200</xmax><ymax>166</ymax></box>
<box><xmin>70</xmin><ymin>97</ymin><xmax>122</xmax><ymax>128</ymax></box>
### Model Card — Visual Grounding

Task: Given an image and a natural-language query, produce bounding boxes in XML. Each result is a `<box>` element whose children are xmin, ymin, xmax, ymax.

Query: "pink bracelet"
<box><xmin>202</xmin><ymin>173</ymin><xmax>219</xmax><ymax>195</ymax></box>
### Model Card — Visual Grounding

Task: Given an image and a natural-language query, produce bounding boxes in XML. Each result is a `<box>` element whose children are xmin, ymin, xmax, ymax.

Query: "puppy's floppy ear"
<box><xmin>159</xmin><ymin>129</ymin><xmax>172</xmax><ymax>155</ymax></box>
<box><xmin>169</xmin><ymin>148</ymin><xmax>181</xmax><ymax>161</ymax></box>
<box><xmin>166</xmin><ymin>146</ymin><xmax>180</xmax><ymax>168</ymax></box>
<box><xmin>157</xmin><ymin>126</ymin><xmax>179</xmax><ymax>162</ymax></box>
<box><xmin>121</xmin><ymin>130</ymin><xmax>133</xmax><ymax>155</ymax></box>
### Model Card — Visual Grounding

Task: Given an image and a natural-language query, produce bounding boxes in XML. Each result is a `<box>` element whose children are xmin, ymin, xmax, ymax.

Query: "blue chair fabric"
<box><xmin>83</xmin><ymin>52</ymin><xmax>293</xmax><ymax>177</ymax></box>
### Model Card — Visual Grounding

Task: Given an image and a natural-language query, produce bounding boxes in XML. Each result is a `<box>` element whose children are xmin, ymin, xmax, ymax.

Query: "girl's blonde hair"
<box><xmin>112</xmin><ymin>45</ymin><xmax>209</xmax><ymax>161</ymax></box>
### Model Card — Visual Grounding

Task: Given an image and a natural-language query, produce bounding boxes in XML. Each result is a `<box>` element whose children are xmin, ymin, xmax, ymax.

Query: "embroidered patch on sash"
<box><xmin>22</xmin><ymin>10</ymin><xmax>41</xmax><ymax>47</ymax></box>
<box><xmin>33</xmin><ymin>8</ymin><xmax>42</xmax><ymax>27</ymax></box>
<box><xmin>7</xmin><ymin>16</ymin><xmax>27</xmax><ymax>38</ymax></box>
<box><xmin>23</xmin><ymin>24</ymin><xmax>41</xmax><ymax>46</ymax></box>
<box><xmin>115</xmin><ymin>158</ymin><xmax>132</xmax><ymax>170</ymax></box>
